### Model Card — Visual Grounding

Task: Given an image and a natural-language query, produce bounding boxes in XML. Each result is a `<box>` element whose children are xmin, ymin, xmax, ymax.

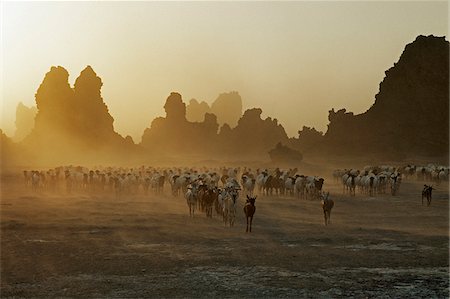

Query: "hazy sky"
<box><xmin>1</xmin><ymin>1</ymin><xmax>448</xmax><ymax>142</ymax></box>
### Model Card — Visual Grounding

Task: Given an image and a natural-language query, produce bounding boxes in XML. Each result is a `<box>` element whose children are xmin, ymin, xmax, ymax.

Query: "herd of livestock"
<box><xmin>334</xmin><ymin>166</ymin><xmax>403</xmax><ymax>197</ymax></box>
<box><xmin>19</xmin><ymin>163</ymin><xmax>448</xmax><ymax>227</ymax></box>
<box><xmin>22</xmin><ymin>166</ymin><xmax>328</xmax><ymax>200</ymax></box>
<box><xmin>21</xmin><ymin>166</ymin><xmax>329</xmax><ymax>226</ymax></box>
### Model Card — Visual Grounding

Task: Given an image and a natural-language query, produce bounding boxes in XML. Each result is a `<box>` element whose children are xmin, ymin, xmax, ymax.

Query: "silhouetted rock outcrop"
<box><xmin>210</xmin><ymin>91</ymin><xmax>242</xmax><ymax>128</ymax></box>
<box><xmin>164</xmin><ymin>92</ymin><xmax>187</xmax><ymax>122</ymax></box>
<box><xmin>185</xmin><ymin>91</ymin><xmax>243</xmax><ymax>128</ymax></box>
<box><xmin>141</xmin><ymin>92</ymin><xmax>220</xmax><ymax>155</ymax></box>
<box><xmin>33</xmin><ymin>66</ymin><xmax>75</xmax><ymax>136</ymax></box>
<box><xmin>218</xmin><ymin>108</ymin><xmax>289</xmax><ymax>155</ymax></box>
<box><xmin>319</xmin><ymin>35</ymin><xmax>449</xmax><ymax>158</ymax></box>
<box><xmin>13</xmin><ymin>102</ymin><xmax>37</xmax><ymax>142</ymax></box>
<box><xmin>269</xmin><ymin>142</ymin><xmax>303</xmax><ymax>164</ymax></box>
<box><xmin>289</xmin><ymin>126</ymin><xmax>324</xmax><ymax>153</ymax></box>
<box><xmin>6</xmin><ymin>34</ymin><xmax>445</xmax><ymax>165</ymax></box>
<box><xmin>141</xmin><ymin>93</ymin><xmax>288</xmax><ymax>158</ymax></box>
<box><xmin>1</xmin><ymin>129</ymin><xmax>30</xmax><ymax>167</ymax></box>
<box><xmin>22</xmin><ymin>66</ymin><xmax>137</xmax><ymax>163</ymax></box>
<box><xmin>1</xmin><ymin>129</ymin><xmax>15</xmax><ymax>167</ymax></box>
<box><xmin>186</xmin><ymin>99</ymin><xmax>210</xmax><ymax>122</ymax></box>
<box><xmin>73</xmin><ymin>66</ymin><xmax>117</xmax><ymax>144</ymax></box>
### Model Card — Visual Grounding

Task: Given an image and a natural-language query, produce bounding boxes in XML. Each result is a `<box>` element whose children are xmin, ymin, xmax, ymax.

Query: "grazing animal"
<box><xmin>23</xmin><ymin>170</ymin><xmax>31</xmax><ymax>187</ymax></box>
<box><xmin>196</xmin><ymin>184</ymin><xmax>207</xmax><ymax>212</ymax></box>
<box><xmin>345</xmin><ymin>175</ymin><xmax>356</xmax><ymax>196</ymax></box>
<box><xmin>295</xmin><ymin>175</ymin><xmax>306</xmax><ymax>199</ymax></box>
<box><xmin>241</xmin><ymin>175</ymin><xmax>255</xmax><ymax>196</ymax></box>
<box><xmin>422</xmin><ymin>185</ymin><xmax>433</xmax><ymax>206</ymax></box>
<box><xmin>185</xmin><ymin>185</ymin><xmax>197</xmax><ymax>217</ymax></box>
<box><xmin>114</xmin><ymin>175</ymin><xmax>126</xmax><ymax>199</ymax></box>
<box><xmin>321</xmin><ymin>192</ymin><xmax>334</xmax><ymax>226</ymax></box>
<box><xmin>203</xmin><ymin>188</ymin><xmax>217</xmax><ymax>218</ymax></box>
<box><xmin>390</xmin><ymin>174</ymin><xmax>401</xmax><ymax>196</ymax></box>
<box><xmin>256</xmin><ymin>171</ymin><xmax>268</xmax><ymax>195</ymax></box>
<box><xmin>305</xmin><ymin>177</ymin><xmax>324</xmax><ymax>200</ymax></box>
<box><xmin>220</xmin><ymin>174</ymin><xmax>229</xmax><ymax>186</ymax></box>
<box><xmin>173</xmin><ymin>175</ymin><xmax>190</xmax><ymax>196</ymax></box>
<box><xmin>31</xmin><ymin>171</ymin><xmax>41</xmax><ymax>191</ymax></box>
<box><xmin>215</xmin><ymin>189</ymin><xmax>225</xmax><ymax>217</ymax></box>
<box><xmin>223</xmin><ymin>187</ymin><xmax>238</xmax><ymax>227</ymax></box>
<box><xmin>263</xmin><ymin>175</ymin><xmax>274</xmax><ymax>196</ymax></box>
<box><xmin>284</xmin><ymin>176</ymin><xmax>296</xmax><ymax>196</ymax></box>
<box><xmin>244</xmin><ymin>195</ymin><xmax>257</xmax><ymax>233</ymax></box>
<box><xmin>64</xmin><ymin>170</ymin><xmax>72</xmax><ymax>194</ymax></box>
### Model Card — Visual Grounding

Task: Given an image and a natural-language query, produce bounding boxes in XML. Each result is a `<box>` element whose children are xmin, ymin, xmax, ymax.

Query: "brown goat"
<box><xmin>422</xmin><ymin>185</ymin><xmax>433</xmax><ymax>206</ymax></box>
<box><xmin>244</xmin><ymin>195</ymin><xmax>256</xmax><ymax>232</ymax></box>
<box><xmin>321</xmin><ymin>192</ymin><xmax>334</xmax><ymax>226</ymax></box>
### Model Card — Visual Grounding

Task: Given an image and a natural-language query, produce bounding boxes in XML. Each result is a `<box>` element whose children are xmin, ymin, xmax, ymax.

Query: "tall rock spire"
<box><xmin>74</xmin><ymin>65</ymin><xmax>114</xmax><ymax>139</ymax></box>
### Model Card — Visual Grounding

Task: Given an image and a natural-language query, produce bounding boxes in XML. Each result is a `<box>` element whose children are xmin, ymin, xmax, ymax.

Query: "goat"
<box><xmin>422</xmin><ymin>185</ymin><xmax>433</xmax><ymax>206</ymax></box>
<box><xmin>244</xmin><ymin>195</ymin><xmax>256</xmax><ymax>232</ymax></box>
<box><xmin>185</xmin><ymin>184</ymin><xmax>197</xmax><ymax>217</ymax></box>
<box><xmin>203</xmin><ymin>187</ymin><xmax>217</xmax><ymax>218</ymax></box>
<box><xmin>345</xmin><ymin>175</ymin><xmax>356</xmax><ymax>196</ymax></box>
<box><xmin>321</xmin><ymin>192</ymin><xmax>334</xmax><ymax>226</ymax></box>
<box><xmin>223</xmin><ymin>187</ymin><xmax>238</xmax><ymax>227</ymax></box>
<box><xmin>241</xmin><ymin>175</ymin><xmax>256</xmax><ymax>197</ymax></box>
<box><xmin>284</xmin><ymin>176</ymin><xmax>297</xmax><ymax>197</ymax></box>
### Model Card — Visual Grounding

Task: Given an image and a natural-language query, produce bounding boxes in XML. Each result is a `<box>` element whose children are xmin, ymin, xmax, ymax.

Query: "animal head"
<box><xmin>319</xmin><ymin>191</ymin><xmax>330</xmax><ymax>200</ymax></box>
<box><xmin>246</xmin><ymin>195</ymin><xmax>257</xmax><ymax>205</ymax></box>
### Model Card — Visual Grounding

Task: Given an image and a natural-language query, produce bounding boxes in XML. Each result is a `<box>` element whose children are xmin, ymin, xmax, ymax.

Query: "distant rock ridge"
<box><xmin>186</xmin><ymin>91</ymin><xmax>243</xmax><ymax>128</ymax></box>
<box><xmin>13</xmin><ymin>102</ymin><xmax>37</xmax><ymax>142</ymax></box>
<box><xmin>293</xmin><ymin>35</ymin><xmax>449</xmax><ymax>158</ymax></box>
<box><xmin>141</xmin><ymin>94</ymin><xmax>288</xmax><ymax>156</ymax></box>
<box><xmin>141</xmin><ymin>92</ymin><xmax>219</xmax><ymax>154</ymax></box>
<box><xmin>3</xmin><ymin>35</ymin><xmax>447</xmax><ymax>165</ymax></box>
<box><xmin>269</xmin><ymin>142</ymin><xmax>303</xmax><ymax>164</ymax></box>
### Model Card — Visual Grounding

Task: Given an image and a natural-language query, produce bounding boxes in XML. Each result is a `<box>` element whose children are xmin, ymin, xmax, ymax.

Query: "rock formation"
<box><xmin>73</xmin><ymin>66</ymin><xmax>117</xmax><ymax>144</ymax></box>
<box><xmin>141</xmin><ymin>92</ymin><xmax>220</xmax><ymax>155</ymax></box>
<box><xmin>317</xmin><ymin>35</ymin><xmax>448</xmax><ymax>158</ymax></box>
<box><xmin>141</xmin><ymin>93</ymin><xmax>288</xmax><ymax>158</ymax></box>
<box><xmin>289</xmin><ymin>126</ymin><xmax>324</xmax><ymax>153</ymax></box>
<box><xmin>33</xmin><ymin>66</ymin><xmax>75</xmax><ymax>137</ymax></box>
<box><xmin>186</xmin><ymin>99</ymin><xmax>211</xmax><ymax>122</ymax></box>
<box><xmin>210</xmin><ymin>91</ymin><xmax>242</xmax><ymax>128</ymax></box>
<box><xmin>268</xmin><ymin>142</ymin><xmax>303</xmax><ymax>164</ymax></box>
<box><xmin>218</xmin><ymin>108</ymin><xmax>289</xmax><ymax>155</ymax></box>
<box><xmin>22</xmin><ymin>66</ymin><xmax>136</xmax><ymax>163</ymax></box>
<box><xmin>13</xmin><ymin>102</ymin><xmax>37</xmax><ymax>142</ymax></box>
<box><xmin>185</xmin><ymin>91</ymin><xmax>243</xmax><ymax>128</ymax></box>
<box><xmin>5</xmin><ymin>35</ymin><xmax>446</xmax><ymax>165</ymax></box>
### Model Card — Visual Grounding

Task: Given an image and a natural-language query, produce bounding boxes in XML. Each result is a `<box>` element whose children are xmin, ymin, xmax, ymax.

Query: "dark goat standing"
<box><xmin>321</xmin><ymin>192</ymin><xmax>334</xmax><ymax>226</ymax></box>
<box><xmin>244</xmin><ymin>195</ymin><xmax>256</xmax><ymax>232</ymax></box>
<box><xmin>422</xmin><ymin>185</ymin><xmax>433</xmax><ymax>206</ymax></box>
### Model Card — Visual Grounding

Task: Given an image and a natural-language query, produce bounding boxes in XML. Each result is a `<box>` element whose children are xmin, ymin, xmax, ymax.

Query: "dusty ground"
<box><xmin>1</xmin><ymin>172</ymin><xmax>448</xmax><ymax>298</ymax></box>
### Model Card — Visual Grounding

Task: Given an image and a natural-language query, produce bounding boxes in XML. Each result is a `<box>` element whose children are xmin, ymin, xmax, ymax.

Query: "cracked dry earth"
<box><xmin>1</xmin><ymin>176</ymin><xmax>448</xmax><ymax>298</ymax></box>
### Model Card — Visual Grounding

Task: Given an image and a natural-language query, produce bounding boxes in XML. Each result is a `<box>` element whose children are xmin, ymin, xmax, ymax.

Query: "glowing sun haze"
<box><xmin>1</xmin><ymin>1</ymin><xmax>447</xmax><ymax>141</ymax></box>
